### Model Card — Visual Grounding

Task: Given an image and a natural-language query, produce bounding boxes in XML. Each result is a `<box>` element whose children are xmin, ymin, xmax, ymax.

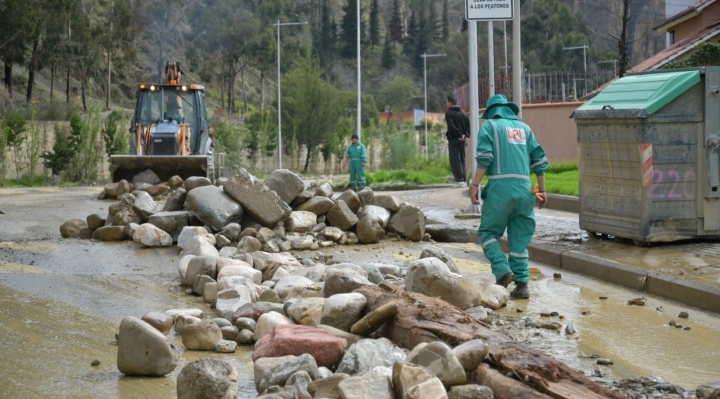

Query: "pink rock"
<box><xmin>252</xmin><ymin>324</ymin><xmax>346</xmax><ymax>368</ymax></box>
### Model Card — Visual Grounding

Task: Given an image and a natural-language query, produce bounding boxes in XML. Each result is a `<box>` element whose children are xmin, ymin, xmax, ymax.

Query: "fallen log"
<box><xmin>355</xmin><ymin>283</ymin><xmax>627</xmax><ymax>399</ymax></box>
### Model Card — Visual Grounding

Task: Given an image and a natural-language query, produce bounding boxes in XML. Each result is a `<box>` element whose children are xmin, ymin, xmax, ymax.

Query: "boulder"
<box><xmin>132</xmin><ymin>191</ymin><xmax>164</xmax><ymax>221</ymax></box>
<box><xmin>406</xmin><ymin>341</ymin><xmax>466</xmax><ymax>387</ymax></box>
<box><xmin>287</xmin><ymin>298</ymin><xmax>326</xmax><ymax>326</ymax></box>
<box><xmin>292</xmin><ymin>236</ymin><xmax>314</xmax><ymax>250</ymax></box>
<box><xmin>320</xmin><ymin>293</ymin><xmax>367</xmax><ymax>333</ymax></box>
<box><xmin>452</xmin><ymin>339</ymin><xmax>490</xmax><ymax>372</ymax></box>
<box><xmin>478</xmin><ymin>283</ymin><xmax>510</xmax><ymax>310</ymax></box>
<box><xmin>254</xmin><ymin>311</ymin><xmax>295</xmax><ymax>341</ymax></box>
<box><xmin>60</xmin><ymin>218</ymin><xmax>89</xmax><ymax>238</ymax></box>
<box><xmin>237</xmin><ymin>236</ymin><xmax>262</xmax><ymax>254</ymax></box>
<box><xmin>224</xmin><ymin>169</ymin><xmax>292</xmax><ymax>227</ymax></box>
<box><xmin>322</xmin><ymin>269</ymin><xmax>374</xmax><ymax>298</ymax></box>
<box><xmin>204</xmin><ymin>282</ymin><xmax>219</xmax><ymax>303</ymax></box>
<box><xmin>86</xmin><ymin>214</ymin><xmax>106</xmax><ymax>232</ymax></box>
<box><xmin>358</xmin><ymin>205</ymin><xmax>391</xmax><ymax>228</ymax></box>
<box><xmin>180</xmin><ymin>236</ymin><xmax>219</xmax><ymax>257</ymax></box>
<box><xmin>405</xmin><ymin>257</ymin><xmax>451</xmax><ymax>293</ymax></box>
<box><xmin>111</xmin><ymin>208</ymin><xmax>142</xmax><ymax>227</ymax></box>
<box><xmin>184</xmin><ymin>176</ymin><xmax>213</xmax><ymax>192</ymax></box>
<box><xmin>185</xmin><ymin>185</ymin><xmax>244</xmax><ymax>232</ymax></box>
<box><xmin>296</xmin><ymin>197</ymin><xmax>334</xmax><ymax>215</ymax></box>
<box><xmin>219</xmin><ymin>223</ymin><xmax>241</xmax><ymax>242</ymax></box>
<box><xmin>286</xmin><ymin>370</ymin><xmax>313</xmax><ymax>399</ymax></box>
<box><xmin>178</xmin><ymin>255</ymin><xmax>195</xmax><ymax>285</ymax></box>
<box><xmin>193</xmin><ymin>275</ymin><xmax>215</xmax><ymax>296</ymax></box>
<box><xmin>285</xmin><ymin>211</ymin><xmax>318</xmax><ymax>233</ymax></box>
<box><xmin>133</xmin><ymin>223</ymin><xmax>173</xmax><ymax>247</ymax></box>
<box><xmin>322</xmin><ymin>226</ymin><xmax>344</xmax><ymax>241</ymax></box>
<box><xmin>425</xmin><ymin>224</ymin><xmax>476</xmax><ymax>243</ymax></box>
<box><xmin>350</xmin><ymin>301</ymin><xmax>398</xmax><ymax>336</ymax></box>
<box><xmin>92</xmin><ymin>226</ymin><xmax>126</xmax><ymax>241</ymax></box>
<box><xmin>232</xmin><ymin>302</ymin><xmax>285</xmax><ymax>323</ymax></box>
<box><xmin>420</xmin><ymin>272</ymin><xmax>481</xmax><ymax>310</ymax></box>
<box><xmin>168</xmin><ymin>175</ymin><xmax>184</xmax><ymax>189</ymax></box>
<box><xmin>181</xmin><ymin>320</ymin><xmax>223</xmax><ymax>351</ymax></box>
<box><xmin>336</xmin><ymin>338</ymin><xmax>407</xmax><ymax>376</ymax></box>
<box><xmin>104</xmin><ymin>180</ymin><xmax>131</xmax><ymax>197</ymax></box>
<box><xmin>255</xmin><ymin>354</ymin><xmax>320</xmax><ymax>394</ymax></box>
<box><xmin>448</xmin><ymin>385</ymin><xmax>494</xmax><ymax>399</ymax></box>
<box><xmin>132</xmin><ymin>169</ymin><xmax>161</xmax><ymax>185</ymax></box>
<box><xmin>177</xmin><ymin>358</ymin><xmax>238</xmax><ymax>399</ymax></box>
<box><xmin>357</xmin><ymin>187</ymin><xmax>374</xmax><ymax>207</ymax></box>
<box><xmin>253</xmin><ymin>324</ymin><xmax>346</xmax><ymax>368</ymax></box>
<box><xmin>338</xmin><ymin>367</ymin><xmax>395</xmax><ymax>399</ymax></box>
<box><xmin>217</xmin><ymin>265</ymin><xmax>262</xmax><ymax>284</ymax></box>
<box><xmin>216</xmin><ymin>286</ymin><xmax>255</xmax><ymax>320</ymax></box>
<box><xmin>337</xmin><ymin>190</ymin><xmax>362</xmax><ymax>214</ymax></box>
<box><xmin>372</xmin><ymin>194</ymin><xmax>401</xmax><ymax>212</ymax></box>
<box><xmin>146</xmin><ymin>185</ymin><xmax>172</xmax><ymax>197</ymax></box>
<box><xmin>293</xmin><ymin>187</ymin><xmax>317</xmax><ymax>206</ymax></box>
<box><xmin>326</xmin><ymin>200</ymin><xmax>358</xmax><ymax>231</ymax></box>
<box><xmin>308</xmin><ymin>373</ymin><xmax>349</xmax><ymax>399</ymax></box>
<box><xmin>264</xmin><ymin>169</ymin><xmax>305</xmax><ymax>204</ymax></box>
<box><xmin>117</xmin><ymin>316</ymin><xmax>178</xmax><ymax>376</ymax></box>
<box><xmin>274</xmin><ymin>276</ymin><xmax>317</xmax><ymax>300</ymax></box>
<box><xmin>185</xmin><ymin>256</ymin><xmax>218</xmax><ymax>285</ymax></box>
<box><xmin>393</xmin><ymin>361</ymin><xmax>445</xmax><ymax>399</ymax></box>
<box><xmin>148</xmin><ymin>211</ymin><xmax>189</xmax><ymax>242</ymax></box>
<box><xmin>177</xmin><ymin>226</ymin><xmax>212</xmax><ymax>249</ymax></box>
<box><xmin>387</xmin><ymin>203</ymin><xmax>425</xmax><ymax>241</ymax></box>
<box><xmin>253</xmin><ymin>252</ymin><xmax>303</xmax><ymax>281</ymax></box>
<box><xmin>356</xmin><ymin>216</ymin><xmax>385</xmax><ymax>244</ymax></box>
<box><xmin>175</xmin><ymin>315</ymin><xmax>202</xmax><ymax>333</ymax></box>
<box><xmin>163</xmin><ymin>188</ymin><xmax>187</xmax><ymax>212</ymax></box>
<box><xmin>316</xmin><ymin>182</ymin><xmax>333</xmax><ymax>197</ymax></box>
<box><xmin>420</xmin><ymin>245</ymin><xmax>459</xmax><ymax>273</ymax></box>
<box><xmin>141</xmin><ymin>312</ymin><xmax>174</xmax><ymax>336</ymax></box>
<box><xmin>697</xmin><ymin>382</ymin><xmax>720</xmax><ymax>399</ymax></box>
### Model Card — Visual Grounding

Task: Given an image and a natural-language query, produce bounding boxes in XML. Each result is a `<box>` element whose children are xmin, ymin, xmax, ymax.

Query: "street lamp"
<box><xmin>274</xmin><ymin>20</ymin><xmax>307</xmax><ymax>170</ymax></box>
<box><xmin>356</xmin><ymin>0</ymin><xmax>362</xmax><ymax>141</ymax></box>
<box><xmin>563</xmin><ymin>44</ymin><xmax>589</xmax><ymax>96</ymax></box>
<box><xmin>421</xmin><ymin>53</ymin><xmax>446</xmax><ymax>160</ymax></box>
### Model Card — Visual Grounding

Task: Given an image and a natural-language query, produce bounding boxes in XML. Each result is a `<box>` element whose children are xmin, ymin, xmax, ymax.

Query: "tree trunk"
<box><xmin>618</xmin><ymin>0</ymin><xmax>630</xmax><ymax>78</ymax></box>
<box><xmin>81</xmin><ymin>75</ymin><xmax>87</xmax><ymax>111</ymax></box>
<box><xmin>304</xmin><ymin>146</ymin><xmax>312</xmax><ymax>173</ymax></box>
<box><xmin>242</xmin><ymin>68</ymin><xmax>248</xmax><ymax>113</ymax></box>
<box><xmin>13</xmin><ymin>146</ymin><xmax>20</xmax><ymax>186</ymax></box>
<box><xmin>27</xmin><ymin>39</ymin><xmax>39</xmax><ymax>103</ymax></box>
<box><xmin>106</xmin><ymin>50</ymin><xmax>112</xmax><ymax>110</ymax></box>
<box><xmin>66</xmin><ymin>68</ymin><xmax>71</xmax><ymax>103</ymax></box>
<box><xmin>50</xmin><ymin>64</ymin><xmax>55</xmax><ymax>100</ymax></box>
<box><xmin>4</xmin><ymin>62</ymin><xmax>12</xmax><ymax>97</ymax></box>
<box><xmin>260</xmin><ymin>69</ymin><xmax>265</xmax><ymax>110</ymax></box>
<box><xmin>157</xmin><ymin>38</ymin><xmax>165</xmax><ymax>84</ymax></box>
<box><xmin>355</xmin><ymin>283</ymin><xmax>630</xmax><ymax>399</ymax></box>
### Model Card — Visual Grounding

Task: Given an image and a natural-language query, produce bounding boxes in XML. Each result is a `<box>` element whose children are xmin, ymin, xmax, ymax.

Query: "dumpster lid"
<box><xmin>574</xmin><ymin>70</ymin><xmax>701</xmax><ymax>117</ymax></box>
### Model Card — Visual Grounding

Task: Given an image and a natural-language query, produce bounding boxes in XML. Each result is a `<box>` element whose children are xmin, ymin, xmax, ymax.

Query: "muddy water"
<box><xmin>1</xmin><ymin>187</ymin><xmax>720</xmax><ymax>397</ymax></box>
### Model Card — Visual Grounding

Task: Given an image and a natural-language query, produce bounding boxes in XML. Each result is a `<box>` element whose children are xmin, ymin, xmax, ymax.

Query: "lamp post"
<box><xmin>421</xmin><ymin>53</ymin><xmax>446</xmax><ymax>160</ymax></box>
<box><xmin>563</xmin><ymin>44</ymin><xmax>589</xmax><ymax>96</ymax></box>
<box><xmin>274</xmin><ymin>20</ymin><xmax>307</xmax><ymax>170</ymax></box>
<box><xmin>356</xmin><ymin>0</ymin><xmax>362</xmax><ymax>141</ymax></box>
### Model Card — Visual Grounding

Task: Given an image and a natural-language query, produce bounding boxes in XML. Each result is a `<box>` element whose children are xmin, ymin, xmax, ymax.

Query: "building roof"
<box><xmin>655</xmin><ymin>0</ymin><xmax>717</xmax><ymax>32</ymax></box>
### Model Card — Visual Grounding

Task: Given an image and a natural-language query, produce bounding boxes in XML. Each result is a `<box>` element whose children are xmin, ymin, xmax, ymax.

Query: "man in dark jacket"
<box><xmin>445</xmin><ymin>95</ymin><xmax>470</xmax><ymax>187</ymax></box>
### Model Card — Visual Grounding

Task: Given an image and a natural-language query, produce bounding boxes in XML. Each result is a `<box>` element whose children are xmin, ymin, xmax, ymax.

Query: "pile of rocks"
<box><xmin>610</xmin><ymin>377</ymin><xmax>720</xmax><ymax>399</ymax></box>
<box><xmin>60</xmin><ymin>168</ymin><xmax>428</xmax><ymax>249</ymax></box>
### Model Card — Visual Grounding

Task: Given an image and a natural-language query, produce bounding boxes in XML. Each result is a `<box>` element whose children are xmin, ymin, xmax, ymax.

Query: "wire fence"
<box><xmin>455</xmin><ymin>69</ymin><xmax>618</xmax><ymax>109</ymax></box>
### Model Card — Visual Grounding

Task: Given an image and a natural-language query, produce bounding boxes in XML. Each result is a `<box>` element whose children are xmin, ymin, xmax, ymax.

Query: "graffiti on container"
<box><xmin>647</xmin><ymin>169</ymin><xmax>696</xmax><ymax>200</ymax></box>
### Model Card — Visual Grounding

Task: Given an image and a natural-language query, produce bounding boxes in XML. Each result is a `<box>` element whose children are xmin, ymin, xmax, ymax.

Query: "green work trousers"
<box><xmin>478</xmin><ymin>179</ymin><xmax>536</xmax><ymax>283</ymax></box>
<box><xmin>349</xmin><ymin>160</ymin><xmax>366</xmax><ymax>191</ymax></box>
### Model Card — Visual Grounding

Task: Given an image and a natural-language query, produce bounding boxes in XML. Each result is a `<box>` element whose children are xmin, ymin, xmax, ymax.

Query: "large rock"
<box><xmin>420</xmin><ymin>245</ymin><xmax>459</xmax><ymax>272</ymax></box>
<box><xmin>388</xmin><ymin>203</ymin><xmax>425</xmax><ymax>241</ymax></box>
<box><xmin>478</xmin><ymin>283</ymin><xmax>510</xmax><ymax>310</ymax></box>
<box><xmin>168</xmin><ymin>175</ymin><xmax>184</xmax><ymax>189</ymax></box>
<box><xmin>322</xmin><ymin>226</ymin><xmax>343</xmax><ymax>242</ymax></box>
<box><xmin>336</xmin><ymin>338</ymin><xmax>406</xmax><ymax>375</ymax></box>
<box><xmin>184</xmin><ymin>176</ymin><xmax>213</xmax><ymax>192</ymax></box>
<box><xmin>148</xmin><ymin>211</ymin><xmax>189</xmax><ymax>242</ymax></box>
<box><xmin>132</xmin><ymin>191</ymin><xmax>164</xmax><ymax>221</ymax></box>
<box><xmin>320</xmin><ymin>293</ymin><xmax>367</xmax><ymax>333</ymax></box>
<box><xmin>405</xmin><ymin>257</ymin><xmax>451</xmax><ymax>293</ymax></box>
<box><xmin>337</xmin><ymin>190</ymin><xmax>362</xmax><ymax>214</ymax></box>
<box><xmin>358</xmin><ymin>205</ymin><xmax>391</xmax><ymax>228</ymax></box>
<box><xmin>224</xmin><ymin>169</ymin><xmax>292</xmax><ymax>227</ymax></box>
<box><xmin>293</xmin><ymin>187</ymin><xmax>317</xmax><ymax>206</ymax></box>
<box><xmin>186</xmin><ymin>185</ymin><xmax>244</xmax><ymax>232</ymax></box>
<box><xmin>86</xmin><ymin>214</ymin><xmax>106</xmax><ymax>232</ymax></box>
<box><xmin>452</xmin><ymin>339</ymin><xmax>490</xmax><ymax>372</ymax></box>
<box><xmin>338</xmin><ymin>368</ymin><xmax>394</xmax><ymax>399</ymax></box>
<box><xmin>253</xmin><ymin>252</ymin><xmax>303</xmax><ymax>281</ymax></box>
<box><xmin>356</xmin><ymin>216</ymin><xmax>385</xmax><ymax>244</ymax></box>
<box><xmin>60</xmin><ymin>218</ymin><xmax>89</xmax><ymax>238</ymax></box>
<box><xmin>141</xmin><ymin>312</ymin><xmax>174</xmax><ymax>336</ymax></box>
<box><xmin>132</xmin><ymin>169</ymin><xmax>161</xmax><ymax>185</ymax></box>
<box><xmin>181</xmin><ymin>320</ymin><xmax>223</xmax><ymax>351</ymax></box>
<box><xmin>264</xmin><ymin>169</ymin><xmax>305</xmax><ymax>204</ymax></box>
<box><xmin>180</xmin><ymin>235</ymin><xmax>219</xmax><ymax>257</ymax></box>
<box><xmin>178</xmin><ymin>226</ymin><xmax>212</xmax><ymax>249</ymax></box>
<box><xmin>254</xmin><ymin>311</ymin><xmax>295</xmax><ymax>341</ymax></box>
<box><xmin>296</xmin><ymin>197</ymin><xmax>334</xmax><ymax>215</ymax></box>
<box><xmin>111</xmin><ymin>208</ymin><xmax>142</xmax><ymax>227</ymax></box>
<box><xmin>357</xmin><ymin>187</ymin><xmax>374</xmax><ymax>207</ymax></box>
<box><xmin>393</xmin><ymin>361</ymin><xmax>445</xmax><ymax>399</ymax></box>
<box><xmin>186</xmin><ymin>256</ymin><xmax>218</xmax><ymax>285</ymax></box>
<box><xmin>420</xmin><ymin>272</ymin><xmax>481</xmax><ymax>310</ymax></box>
<box><xmin>425</xmin><ymin>224</ymin><xmax>476</xmax><ymax>243</ymax></box>
<box><xmin>231</xmin><ymin>302</ymin><xmax>285</xmax><ymax>323</ymax></box>
<box><xmin>448</xmin><ymin>385</ymin><xmax>494</xmax><ymax>399</ymax></box>
<box><xmin>104</xmin><ymin>180</ymin><xmax>131</xmax><ymax>197</ymax></box>
<box><xmin>133</xmin><ymin>223</ymin><xmax>173</xmax><ymax>247</ymax></box>
<box><xmin>255</xmin><ymin>354</ymin><xmax>320</xmax><ymax>394</ymax></box>
<box><xmin>178</xmin><ymin>255</ymin><xmax>196</xmax><ymax>285</ymax></box>
<box><xmin>237</xmin><ymin>236</ymin><xmax>262</xmax><ymax>254</ymax></box>
<box><xmin>217</xmin><ymin>265</ymin><xmax>262</xmax><ymax>284</ymax></box>
<box><xmin>253</xmin><ymin>324</ymin><xmax>346</xmax><ymax>368</ymax></box>
<box><xmin>274</xmin><ymin>276</ymin><xmax>317</xmax><ymax>300</ymax></box>
<box><xmin>316</xmin><ymin>183</ymin><xmax>333</xmax><ymax>197</ymax></box>
<box><xmin>92</xmin><ymin>226</ymin><xmax>126</xmax><ymax>241</ymax></box>
<box><xmin>406</xmin><ymin>341</ymin><xmax>466</xmax><ymax>387</ymax></box>
<box><xmin>215</xmin><ymin>286</ymin><xmax>254</xmax><ymax>320</ymax></box>
<box><xmin>146</xmin><ymin>185</ymin><xmax>172</xmax><ymax>197</ymax></box>
<box><xmin>117</xmin><ymin>316</ymin><xmax>178</xmax><ymax>376</ymax></box>
<box><xmin>287</xmin><ymin>298</ymin><xmax>326</xmax><ymax>326</ymax></box>
<box><xmin>177</xmin><ymin>358</ymin><xmax>238</xmax><ymax>399</ymax></box>
<box><xmin>322</xmin><ymin>269</ymin><xmax>373</xmax><ymax>298</ymax></box>
<box><xmin>285</xmin><ymin>211</ymin><xmax>318</xmax><ymax>233</ymax></box>
<box><xmin>163</xmin><ymin>188</ymin><xmax>187</xmax><ymax>212</ymax></box>
<box><xmin>372</xmin><ymin>194</ymin><xmax>401</xmax><ymax>212</ymax></box>
<box><xmin>326</xmin><ymin>200</ymin><xmax>359</xmax><ymax>231</ymax></box>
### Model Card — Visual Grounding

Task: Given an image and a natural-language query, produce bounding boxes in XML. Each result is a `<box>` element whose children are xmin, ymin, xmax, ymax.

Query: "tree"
<box><xmin>42</xmin><ymin>126</ymin><xmax>74</xmax><ymax>177</ymax></box>
<box><xmin>281</xmin><ymin>54</ymin><xmax>342</xmax><ymax>172</ymax></box>
<box><xmin>382</xmin><ymin>34</ymin><xmax>395</xmax><ymax>69</ymax></box>
<box><xmin>369</xmin><ymin>0</ymin><xmax>380</xmax><ymax>48</ymax></box>
<box><xmin>340</xmin><ymin>0</ymin><xmax>366</xmax><ymax>58</ymax></box>
<box><xmin>378</xmin><ymin>76</ymin><xmax>416</xmax><ymax>113</ymax></box>
<box><xmin>389</xmin><ymin>0</ymin><xmax>404</xmax><ymax>43</ymax></box>
<box><xmin>442</xmin><ymin>0</ymin><xmax>450</xmax><ymax>41</ymax></box>
<box><xmin>3</xmin><ymin>111</ymin><xmax>27</xmax><ymax>185</ymax></box>
<box><xmin>0</xmin><ymin>0</ymin><xmax>33</xmax><ymax>98</ymax></box>
<box><xmin>102</xmin><ymin>111</ymin><xmax>129</xmax><ymax>162</ymax></box>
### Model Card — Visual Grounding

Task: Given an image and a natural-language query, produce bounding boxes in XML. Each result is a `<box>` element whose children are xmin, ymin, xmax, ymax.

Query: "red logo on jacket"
<box><xmin>506</xmin><ymin>128</ymin><xmax>526</xmax><ymax>145</ymax></box>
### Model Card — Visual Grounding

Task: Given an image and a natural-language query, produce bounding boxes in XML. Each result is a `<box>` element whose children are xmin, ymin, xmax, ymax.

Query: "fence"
<box><xmin>455</xmin><ymin>69</ymin><xmax>617</xmax><ymax>109</ymax></box>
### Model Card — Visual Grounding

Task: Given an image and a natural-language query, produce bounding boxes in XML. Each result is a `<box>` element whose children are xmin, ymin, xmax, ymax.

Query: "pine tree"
<box><xmin>389</xmin><ymin>0</ymin><xmax>404</xmax><ymax>43</ymax></box>
<box><xmin>442</xmin><ymin>0</ymin><xmax>450</xmax><ymax>40</ymax></box>
<box><xmin>382</xmin><ymin>34</ymin><xmax>394</xmax><ymax>68</ymax></box>
<box><xmin>340</xmin><ymin>0</ymin><xmax>366</xmax><ymax>58</ymax></box>
<box><xmin>369</xmin><ymin>0</ymin><xmax>380</xmax><ymax>48</ymax></box>
<box><xmin>403</xmin><ymin>12</ymin><xmax>418</xmax><ymax>57</ymax></box>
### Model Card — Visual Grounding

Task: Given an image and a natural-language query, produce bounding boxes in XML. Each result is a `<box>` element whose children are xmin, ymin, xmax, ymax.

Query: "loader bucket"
<box><xmin>110</xmin><ymin>155</ymin><xmax>210</xmax><ymax>183</ymax></box>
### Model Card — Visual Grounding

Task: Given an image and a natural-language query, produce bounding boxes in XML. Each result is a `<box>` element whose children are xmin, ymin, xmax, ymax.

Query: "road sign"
<box><xmin>466</xmin><ymin>0</ymin><xmax>514</xmax><ymax>20</ymax></box>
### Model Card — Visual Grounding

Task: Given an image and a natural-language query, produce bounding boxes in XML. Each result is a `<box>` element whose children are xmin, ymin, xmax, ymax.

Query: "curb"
<box><xmin>448</xmin><ymin>228</ymin><xmax>720</xmax><ymax>314</ymax></box>
<box><xmin>545</xmin><ymin>193</ymin><xmax>579</xmax><ymax>213</ymax></box>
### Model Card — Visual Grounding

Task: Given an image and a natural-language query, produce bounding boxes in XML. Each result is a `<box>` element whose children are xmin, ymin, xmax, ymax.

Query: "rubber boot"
<box><xmin>511</xmin><ymin>281</ymin><xmax>530</xmax><ymax>299</ymax></box>
<box><xmin>496</xmin><ymin>272</ymin><xmax>515</xmax><ymax>288</ymax></box>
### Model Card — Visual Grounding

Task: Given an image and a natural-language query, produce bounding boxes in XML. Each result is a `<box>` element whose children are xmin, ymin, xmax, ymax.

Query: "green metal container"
<box><xmin>572</xmin><ymin>67</ymin><xmax>720</xmax><ymax>244</ymax></box>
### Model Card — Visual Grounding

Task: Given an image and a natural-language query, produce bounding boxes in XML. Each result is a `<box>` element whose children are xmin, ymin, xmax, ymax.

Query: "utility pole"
<box><xmin>512</xmin><ymin>0</ymin><xmax>522</xmax><ymax>117</ymax></box>
<box><xmin>488</xmin><ymin>22</ymin><xmax>495</xmax><ymax>96</ymax></box>
<box><xmin>421</xmin><ymin>53</ymin><xmax>446</xmax><ymax>160</ymax></box>
<box><xmin>356</xmin><ymin>0</ymin><xmax>362</xmax><ymax>141</ymax></box>
<box><xmin>469</xmin><ymin>21</ymin><xmax>479</xmax><ymax>181</ymax></box>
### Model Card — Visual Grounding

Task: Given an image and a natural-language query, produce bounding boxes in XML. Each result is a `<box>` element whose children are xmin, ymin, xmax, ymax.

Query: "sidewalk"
<box><xmin>393</xmin><ymin>187</ymin><xmax>720</xmax><ymax>314</ymax></box>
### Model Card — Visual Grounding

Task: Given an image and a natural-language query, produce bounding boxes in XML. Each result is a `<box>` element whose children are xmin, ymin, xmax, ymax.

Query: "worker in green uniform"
<box><xmin>469</xmin><ymin>94</ymin><xmax>549</xmax><ymax>299</ymax></box>
<box><xmin>344</xmin><ymin>134</ymin><xmax>368</xmax><ymax>192</ymax></box>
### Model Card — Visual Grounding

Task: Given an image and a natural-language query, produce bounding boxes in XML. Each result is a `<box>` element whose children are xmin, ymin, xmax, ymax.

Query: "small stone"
<box><xmin>628</xmin><ymin>297</ymin><xmax>646</xmax><ymax>306</ymax></box>
<box><xmin>678</xmin><ymin>311</ymin><xmax>689</xmax><ymax>319</ymax></box>
<box><xmin>596</xmin><ymin>358</ymin><xmax>614</xmax><ymax>365</ymax></box>
<box><xmin>91</xmin><ymin>359</ymin><xmax>101</xmax><ymax>366</ymax></box>
<box><xmin>565</xmin><ymin>323</ymin><xmax>577</xmax><ymax>335</ymax></box>
<box><xmin>540</xmin><ymin>321</ymin><xmax>562</xmax><ymax>330</ymax></box>
<box><xmin>599</xmin><ymin>296</ymin><xmax>608</xmax><ymax>300</ymax></box>
<box><xmin>676</xmin><ymin>324</ymin><xmax>683</xmax><ymax>328</ymax></box>
<box><xmin>553</xmin><ymin>273</ymin><xmax>562</xmax><ymax>279</ymax></box>
<box><xmin>669</xmin><ymin>320</ymin><xmax>676</xmax><ymax>326</ymax></box>
<box><xmin>516</xmin><ymin>308</ymin><xmax>523</xmax><ymax>313</ymax></box>
<box><xmin>684</xmin><ymin>327</ymin><xmax>691</xmax><ymax>330</ymax></box>
<box><xmin>215</xmin><ymin>339</ymin><xmax>237</xmax><ymax>353</ymax></box>
<box><xmin>550</xmin><ymin>311</ymin><xmax>560</xmax><ymax>317</ymax></box>
<box><xmin>235</xmin><ymin>329</ymin><xmax>254</xmax><ymax>345</ymax></box>
<box><xmin>176</xmin><ymin>358</ymin><xmax>238</xmax><ymax>399</ymax></box>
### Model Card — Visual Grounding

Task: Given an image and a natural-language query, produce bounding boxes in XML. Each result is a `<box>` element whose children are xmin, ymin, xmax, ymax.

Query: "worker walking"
<box><xmin>344</xmin><ymin>134</ymin><xmax>368</xmax><ymax>192</ymax></box>
<box><xmin>469</xmin><ymin>95</ymin><xmax>548</xmax><ymax>299</ymax></box>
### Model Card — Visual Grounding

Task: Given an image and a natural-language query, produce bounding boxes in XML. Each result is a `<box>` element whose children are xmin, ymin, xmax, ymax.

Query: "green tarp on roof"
<box><xmin>577</xmin><ymin>70</ymin><xmax>701</xmax><ymax>115</ymax></box>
